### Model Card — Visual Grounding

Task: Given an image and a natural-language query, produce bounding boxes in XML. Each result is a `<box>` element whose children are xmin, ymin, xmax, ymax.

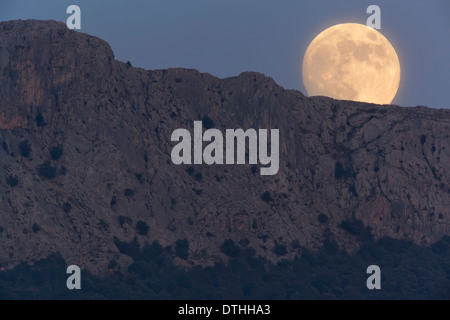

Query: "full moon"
<box><xmin>302</xmin><ymin>23</ymin><xmax>400</xmax><ymax>104</ymax></box>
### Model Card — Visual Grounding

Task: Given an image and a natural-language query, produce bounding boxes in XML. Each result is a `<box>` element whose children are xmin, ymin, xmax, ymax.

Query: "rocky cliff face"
<box><xmin>0</xmin><ymin>20</ymin><xmax>449</xmax><ymax>273</ymax></box>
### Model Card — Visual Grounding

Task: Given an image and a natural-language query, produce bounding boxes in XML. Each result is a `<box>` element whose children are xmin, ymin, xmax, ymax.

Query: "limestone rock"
<box><xmin>0</xmin><ymin>20</ymin><xmax>449</xmax><ymax>273</ymax></box>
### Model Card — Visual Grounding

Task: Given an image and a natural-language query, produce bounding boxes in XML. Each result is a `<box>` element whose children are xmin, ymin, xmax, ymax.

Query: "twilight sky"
<box><xmin>1</xmin><ymin>0</ymin><xmax>449</xmax><ymax>109</ymax></box>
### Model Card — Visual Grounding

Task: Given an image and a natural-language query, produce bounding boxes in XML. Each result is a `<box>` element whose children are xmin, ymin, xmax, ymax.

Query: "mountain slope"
<box><xmin>0</xmin><ymin>20</ymin><xmax>449</xmax><ymax>273</ymax></box>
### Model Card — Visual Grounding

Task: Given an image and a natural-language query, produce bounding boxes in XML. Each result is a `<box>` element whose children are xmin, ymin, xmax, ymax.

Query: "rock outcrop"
<box><xmin>0</xmin><ymin>20</ymin><xmax>449</xmax><ymax>273</ymax></box>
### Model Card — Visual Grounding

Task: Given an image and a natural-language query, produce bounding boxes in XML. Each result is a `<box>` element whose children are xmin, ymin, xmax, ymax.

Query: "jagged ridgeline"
<box><xmin>0</xmin><ymin>20</ymin><xmax>449</xmax><ymax>298</ymax></box>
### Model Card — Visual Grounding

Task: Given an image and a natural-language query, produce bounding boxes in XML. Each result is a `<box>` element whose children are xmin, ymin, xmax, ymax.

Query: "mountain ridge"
<box><xmin>0</xmin><ymin>20</ymin><xmax>449</xmax><ymax>274</ymax></box>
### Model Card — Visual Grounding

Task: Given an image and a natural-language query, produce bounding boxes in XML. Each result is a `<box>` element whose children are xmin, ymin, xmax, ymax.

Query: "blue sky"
<box><xmin>1</xmin><ymin>0</ymin><xmax>449</xmax><ymax>108</ymax></box>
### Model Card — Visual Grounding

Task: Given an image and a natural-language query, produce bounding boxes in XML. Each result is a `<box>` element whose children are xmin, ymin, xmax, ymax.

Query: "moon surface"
<box><xmin>302</xmin><ymin>23</ymin><xmax>400</xmax><ymax>104</ymax></box>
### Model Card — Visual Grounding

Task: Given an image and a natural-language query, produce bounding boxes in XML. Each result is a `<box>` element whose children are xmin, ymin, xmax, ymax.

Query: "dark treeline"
<box><xmin>0</xmin><ymin>236</ymin><xmax>449</xmax><ymax>299</ymax></box>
